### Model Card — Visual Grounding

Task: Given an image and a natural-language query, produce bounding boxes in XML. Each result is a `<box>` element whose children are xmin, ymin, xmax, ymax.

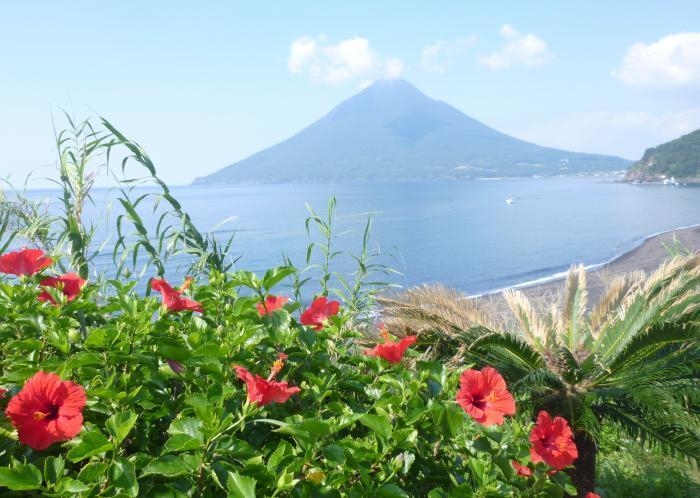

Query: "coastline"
<box><xmin>489</xmin><ymin>224</ymin><xmax>700</xmax><ymax>303</ymax></box>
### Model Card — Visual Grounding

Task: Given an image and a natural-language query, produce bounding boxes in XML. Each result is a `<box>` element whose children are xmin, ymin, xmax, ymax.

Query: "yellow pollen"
<box><xmin>180</xmin><ymin>276</ymin><xmax>194</xmax><ymax>292</ymax></box>
<box><xmin>381</xmin><ymin>329</ymin><xmax>391</xmax><ymax>341</ymax></box>
<box><xmin>33</xmin><ymin>411</ymin><xmax>48</xmax><ymax>420</ymax></box>
<box><xmin>267</xmin><ymin>358</ymin><xmax>285</xmax><ymax>381</ymax></box>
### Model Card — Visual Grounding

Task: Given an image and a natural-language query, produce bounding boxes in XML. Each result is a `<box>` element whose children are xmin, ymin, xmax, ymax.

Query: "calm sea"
<box><xmin>23</xmin><ymin>177</ymin><xmax>700</xmax><ymax>295</ymax></box>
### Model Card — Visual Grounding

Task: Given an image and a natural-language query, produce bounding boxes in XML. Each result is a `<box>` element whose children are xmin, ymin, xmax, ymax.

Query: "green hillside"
<box><xmin>625</xmin><ymin>128</ymin><xmax>700</xmax><ymax>182</ymax></box>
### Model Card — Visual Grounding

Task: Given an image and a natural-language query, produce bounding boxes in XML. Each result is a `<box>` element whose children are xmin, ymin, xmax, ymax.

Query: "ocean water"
<box><xmin>24</xmin><ymin>177</ymin><xmax>700</xmax><ymax>295</ymax></box>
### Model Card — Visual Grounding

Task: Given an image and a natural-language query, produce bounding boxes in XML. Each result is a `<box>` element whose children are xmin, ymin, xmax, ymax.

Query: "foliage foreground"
<box><xmin>380</xmin><ymin>259</ymin><xmax>700</xmax><ymax>496</ymax></box>
<box><xmin>0</xmin><ymin>251</ymin><xmax>588</xmax><ymax>497</ymax></box>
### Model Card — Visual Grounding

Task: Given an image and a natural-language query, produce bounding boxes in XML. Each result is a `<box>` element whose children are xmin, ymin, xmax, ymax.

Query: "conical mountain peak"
<box><xmin>194</xmin><ymin>81</ymin><xmax>629</xmax><ymax>184</ymax></box>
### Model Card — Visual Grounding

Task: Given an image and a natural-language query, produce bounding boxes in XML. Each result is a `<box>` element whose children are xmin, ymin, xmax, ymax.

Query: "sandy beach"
<box><xmin>517</xmin><ymin>224</ymin><xmax>700</xmax><ymax>304</ymax></box>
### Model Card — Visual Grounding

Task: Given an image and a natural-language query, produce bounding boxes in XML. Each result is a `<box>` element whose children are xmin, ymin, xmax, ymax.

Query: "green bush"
<box><xmin>0</xmin><ymin>263</ymin><xmax>577</xmax><ymax>497</ymax></box>
<box><xmin>595</xmin><ymin>431</ymin><xmax>700</xmax><ymax>498</ymax></box>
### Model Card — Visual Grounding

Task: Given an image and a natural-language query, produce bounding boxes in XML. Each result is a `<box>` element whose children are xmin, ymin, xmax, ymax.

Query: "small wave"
<box><xmin>467</xmin><ymin>222</ymin><xmax>700</xmax><ymax>298</ymax></box>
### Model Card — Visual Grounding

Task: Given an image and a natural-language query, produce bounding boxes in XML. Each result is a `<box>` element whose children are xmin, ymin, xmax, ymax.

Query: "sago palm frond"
<box><xmin>560</xmin><ymin>264</ymin><xmax>588</xmax><ymax>351</ymax></box>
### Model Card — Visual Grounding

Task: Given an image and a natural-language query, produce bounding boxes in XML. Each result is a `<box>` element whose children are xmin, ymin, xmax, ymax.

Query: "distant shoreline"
<box><xmin>481</xmin><ymin>223</ymin><xmax>700</xmax><ymax>303</ymax></box>
<box><xmin>191</xmin><ymin>171</ymin><xmax>627</xmax><ymax>186</ymax></box>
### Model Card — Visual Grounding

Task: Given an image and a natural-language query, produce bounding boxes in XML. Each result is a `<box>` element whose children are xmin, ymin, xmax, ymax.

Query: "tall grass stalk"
<box><xmin>52</xmin><ymin>114</ymin><xmax>111</xmax><ymax>279</ymax></box>
<box><xmin>102</xmin><ymin>118</ymin><xmax>236</xmax><ymax>279</ymax></box>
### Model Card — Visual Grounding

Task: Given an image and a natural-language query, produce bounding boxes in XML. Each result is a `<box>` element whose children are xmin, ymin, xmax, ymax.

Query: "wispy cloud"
<box><xmin>613</xmin><ymin>32</ymin><xmax>700</xmax><ymax>87</ymax></box>
<box><xmin>478</xmin><ymin>25</ymin><xmax>553</xmax><ymax>69</ymax></box>
<box><xmin>509</xmin><ymin>109</ymin><xmax>700</xmax><ymax>159</ymax></box>
<box><xmin>287</xmin><ymin>35</ymin><xmax>404</xmax><ymax>84</ymax></box>
<box><xmin>420</xmin><ymin>36</ymin><xmax>477</xmax><ymax>73</ymax></box>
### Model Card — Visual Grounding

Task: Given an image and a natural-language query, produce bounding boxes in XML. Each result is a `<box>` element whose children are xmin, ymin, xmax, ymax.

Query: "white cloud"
<box><xmin>287</xmin><ymin>35</ymin><xmax>404</xmax><ymax>83</ymax></box>
<box><xmin>478</xmin><ymin>24</ymin><xmax>553</xmax><ymax>69</ymax></box>
<box><xmin>507</xmin><ymin>109</ymin><xmax>700</xmax><ymax>159</ymax></box>
<box><xmin>420</xmin><ymin>36</ymin><xmax>477</xmax><ymax>73</ymax></box>
<box><xmin>613</xmin><ymin>32</ymin><xmax>700</xmax><ymax>87</ymax></box>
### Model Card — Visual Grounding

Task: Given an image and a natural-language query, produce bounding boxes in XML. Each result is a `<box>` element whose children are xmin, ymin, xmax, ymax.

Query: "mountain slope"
<box><xmin>624</xmin><ymin>129</ymin><xmax>700</xmax><ymax>182</ymax></box>
<box><xmin>194</xmin><ymin>80</ymin><xmax>629</xmax><ymax>184</ymax></box>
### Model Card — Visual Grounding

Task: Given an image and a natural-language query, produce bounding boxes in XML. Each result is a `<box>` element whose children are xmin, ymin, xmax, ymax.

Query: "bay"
<box><xmin>24</xmin><ymin>177</ymin><xmax>700</xmax><ymax>295</ymax></box>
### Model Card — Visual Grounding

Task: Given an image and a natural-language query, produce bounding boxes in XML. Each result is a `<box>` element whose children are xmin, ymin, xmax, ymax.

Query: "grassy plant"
<box><xmin>297</xmin><ymin>198</ymin><xmax>399</xmax><ymax>325</ymax></box>
<box><xmin>662</xmin><ymin>233</ymin><xmax>694</xmax><ymax>257</ymax></box>
<box><xmin>0</xmin><ymin>181</ymin><xmax>55</xmax><ymax>252</ymax></box>
<box><xmin>103</xmin><ymin>118</ymin><xmax>236</xmax><ymax>279</ymax></box>
<box><xmin>304</xmin><ymin>196</ymin><xmax>340</xmax><ymax>296</ymax></box>
<box><xmin>52</xmin><ymin>114</ymin><xmax>112</xmax><ymax>279</ymax></box>
<box><xmin>333</xmin><ymin>214</ymin><xmax>401</xmax><ymax>323</ymax></box>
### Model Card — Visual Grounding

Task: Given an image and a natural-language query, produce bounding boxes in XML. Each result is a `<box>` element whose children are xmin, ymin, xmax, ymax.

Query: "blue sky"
<box><xmin>1</xmin><ymin>1</ymin><xmax>699</xmax><ymax>186</ymax></box>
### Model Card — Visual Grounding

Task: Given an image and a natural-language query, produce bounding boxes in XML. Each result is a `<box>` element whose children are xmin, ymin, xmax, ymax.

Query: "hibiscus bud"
<box><xmin>391</xmin><ymin>453</ymin><xmax>404</xmax><ymax>473</ymax></box>
<box><xmin>167</xmin><ymin>359</ymin><xmax>185</xmax><ymax>375</ymax></box>
<box><xmin>68</xmin><ymin>328</ymin><xmax>81</xmax><ymax>343</ymax></box>
<box><xmin>305</xmin><ymin>468</ymin><xmax>326</xmax><ymax>485</ymax></box>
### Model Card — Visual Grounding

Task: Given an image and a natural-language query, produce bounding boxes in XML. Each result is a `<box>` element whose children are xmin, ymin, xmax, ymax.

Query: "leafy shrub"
<box><xmin>595</xmin><ymin>430</ymin><xmax>700</xmax><ymax>498</ymax></box>
<box><xmin>380</xmin><ymin>261</ymin><xmax>700</xmax><ymax>494</ymax></box>
<box><xmin>0</xmin><ymin>260</ymin><xmax>578</xmax><ymax>497</ymax></box>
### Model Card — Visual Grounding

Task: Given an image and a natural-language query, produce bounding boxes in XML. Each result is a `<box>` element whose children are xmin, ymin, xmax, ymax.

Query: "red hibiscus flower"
<box><xmin>5</xmin><ymin>371</ymin><xmax>86</xmax><ymax>451</ymax></box>
<box><xmin>529</xmin><ymin>411</ymin><xmax>579</xmax><ymax>469</ymax></box>
<box><xmin>0</xmin><ymin>248</ymin><xmax>53</xmax><ymax>276</ymax></box>
<box><xmin>365</xmin><ymin>332</ymin><xmax>417</xmax><ymax>364</ymax></box>
<box><xmin>151</xmin><ymin>277</ymin><xmax>203</xmax><ymax>313</ymax></box>
<box><xmin>511</xmin><ymin>460</ymin><xmax>533</xmax><ymax>478</ymax></box>
<box><xmin>234</xmin><ymin>353</ymin><xmax>300</xmax><ymax>406</ymax></box>
<box><xmin>455</xmin><ymin>367</ymin><xmax>516</xmax><ymax>426</ymax></box>
<box><xmin>257</xmin><ymin>295</ymin><xmax>289</xmax><ymax>316</ymax></box>
<box><xmin>38</xmin><ymin>273</ymin><xmax>86</xmax><ymax>304</ymax></box>
<box><xmin>585</xmin><ymin>493</ymin><xmax>600</xmax><ymax>498</ymax></box>
<box><xmin>300</xmin><ymin>296</ymin><xmax>340</xmax><ymax>330</ymax></box>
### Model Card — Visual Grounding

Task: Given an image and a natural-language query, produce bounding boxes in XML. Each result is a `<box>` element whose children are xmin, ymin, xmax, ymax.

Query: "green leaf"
<box><xmin>77</xmin><ymin>462</ymin><xmax>109</xmax><ymax>484</ymax></box>
<box><xmin>299</xmin><ymin>327</ymin><xmax>316</xmax><ymax>347</ymax></box>
<box><xmin>375</xmin><ymin>483</ymin><xmax>409</xmax><ymax>497</ymax></box>
<box><xmin>141</xmin><ymin>455</ymin><xmax>192</xmax><ymax>477</ymax></box>
<box><xmin>551</xmin><ymin>470</ymin><xmax>578</xmax><ymax>496</ymax></box>
<box><xmin>163</xmin><ymin>433</ymin><xmax>204</xmax><ymax>453</ymax></box>
<box><xmin>64</xmin><ymin>351</ymin><xmax>102</xmax><ymax>369</ymax></box>
<box><xmin>432</xmin><ymin>402</ymin><xmax>464</xmax><ymax>438</ymax></box>
<box><xmin>56</xmin><ymin>477</ymin><xmax>90</xmax><ymax>493</ymax></box>
<box><xmin>266</xmin><ymin>441</ymin><xmax>293</xmax><ymax>474</ymax></box>
<box><xmin>109</xmin><ymin>458</ymin><xmax>138</xmax><ymax>497</ymax></box>
<box><xmin>106</xmin><ymin>411</ymin><xmax>138</xmax><ymax>445</ymax></box>
<box><xmin>160</xmin><ymin>343</ymin><xmax>192</xmax><ymax>362</ymax></box>
<box><xmin>167</xmin><ymin>417</ymin><xmax>204</xmax><ymax>442</ymax></box>
<box><xmin>84</xmin><ymin>328</ymin><xmax>106</xmax><ymax>348</ymax></box>
<box><xmin>262</xmin><ymin>266</ymin><xmax>295</xmax><ymax>291</ymax></box>
<box><xmin>359</xmin><ymin>413</ymin><xmax>392</xmax><ymax>440</ymax></box>
<box><xmin>277</xmin><ymin>419</ymin><xmax>331</xmax><ymax>437</ymax></box>
<box><xmin>322</xmin><ymin>444</ymin><xmax>346</xmax><ymax>465</ymax></box>
<box><xmin>44</xmin><ymin>456</ymin><xmax>65</xmax><ymax>484</ymax></box>
<box><xmin>0</xmin><ymin>463</ymin><xmax>43</xmax><ymax>491</ymax></box>
<box><xmin>227</xmin><ymin>471</ymin><xmax>257</xmax><ymax>498</ymax></box>
<box><xmin>66</xmin><ymin>431</ymin><xmax>114</xmax><ymax>462</ymax></box>
<box><xmin>230</xmin><ymin>271</ymin><xmax>261</xmax><ymax>291</ymax></box>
